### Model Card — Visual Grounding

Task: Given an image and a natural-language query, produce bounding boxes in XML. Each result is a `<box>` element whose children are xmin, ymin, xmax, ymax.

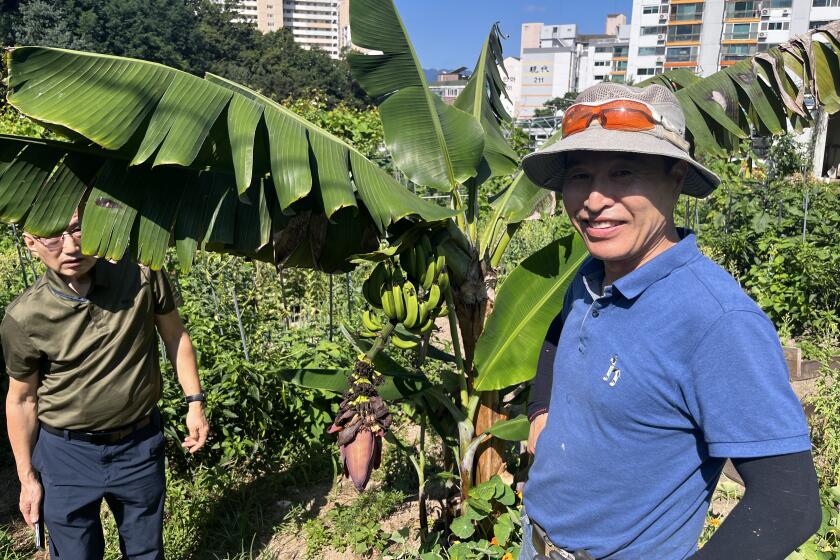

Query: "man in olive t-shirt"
<box><xmin>3</xmin><ymin>212</ymin><xmax>209</xmax><ymax>559</ymax></box>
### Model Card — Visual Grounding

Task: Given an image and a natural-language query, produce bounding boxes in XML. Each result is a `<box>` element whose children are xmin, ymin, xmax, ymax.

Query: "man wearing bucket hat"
<box><xmin>520</xmin><ymin>83</ymin><xmax>821</xmax><ymax>559</ymax></box>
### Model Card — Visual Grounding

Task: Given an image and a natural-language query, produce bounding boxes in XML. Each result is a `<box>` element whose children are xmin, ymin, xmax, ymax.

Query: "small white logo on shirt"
<box><xmin>602</xmin><ymin>354</ymin><xmax>621</xmax><ymax>387</ymax></box>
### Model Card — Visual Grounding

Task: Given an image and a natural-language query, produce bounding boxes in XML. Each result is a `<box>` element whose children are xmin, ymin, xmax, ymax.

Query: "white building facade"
<box><xmin>626</xmin><ymin>0</ymin><xmax>840</xmax><ymax>82</ymax></box>
<box><xmin>215</xmin><ymin>0</ymin><xmax>349</xmax><ymax>59</ymax></box>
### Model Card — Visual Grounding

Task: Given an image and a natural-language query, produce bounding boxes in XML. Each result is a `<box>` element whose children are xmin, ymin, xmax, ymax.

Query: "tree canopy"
<box><xmin>533</xmin><ymin>92</ymin><xmax>578</xmax><ymax>117</ymax></box>
<box><xmin>0</xmin><ymin>0</ymin><xmax>369</xmax><ymax>109</ymax></box>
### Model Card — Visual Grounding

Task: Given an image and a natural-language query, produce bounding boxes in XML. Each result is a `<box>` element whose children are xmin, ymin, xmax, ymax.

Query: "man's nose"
<box><xmin>62</xmin><ymin>233</ymin><xmax>80</xmax><ymax>252</ymax></box>
<box><xmin>584</xmin><ymin>187</ymin><xmax>615</xmax><ymax>214</ymax></box>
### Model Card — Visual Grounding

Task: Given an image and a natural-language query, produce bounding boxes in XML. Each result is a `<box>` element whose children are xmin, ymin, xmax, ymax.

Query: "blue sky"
<box><xmin>394</xmin><ymin>0</ymin><xmax>633</xmax><ymax>70</ymax></box>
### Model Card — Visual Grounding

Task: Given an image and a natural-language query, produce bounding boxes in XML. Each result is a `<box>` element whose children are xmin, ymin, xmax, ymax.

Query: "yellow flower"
<box><xmin>709</xmin><ymin>517</ymin><xmax>721</xmax><ymax>527</ymax></box>
<box><xmin>502</xmin><ymin>553</ymin><xmax>513</xmax><ymax>560</ymax></box>
<box><xmin>490</xmin><ymin>537</ymin><xmax>498</xmax><ymax>546</ymax></box>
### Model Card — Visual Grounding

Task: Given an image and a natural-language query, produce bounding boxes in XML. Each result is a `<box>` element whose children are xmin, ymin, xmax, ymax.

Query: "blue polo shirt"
<box><xmin>524</xmin><ymin>232</ymin><xmax>811</xmax><ymax>559</ymax></box>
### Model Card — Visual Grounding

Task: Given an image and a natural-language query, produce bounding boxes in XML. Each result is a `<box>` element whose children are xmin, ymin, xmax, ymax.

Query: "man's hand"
<box><xmin>182</xmin><ymin>403</ymin><xmax>209</xmax><ymax>454</ymax></box>
<box><xmin>528</xmin><ymin>412</ymin><xmax>548</xmax><ymax>455</ymax></box>
<box><xmin>19</xmin><ymin>473</ymin><xmax>43</xmax><ymax>528</ymax></box>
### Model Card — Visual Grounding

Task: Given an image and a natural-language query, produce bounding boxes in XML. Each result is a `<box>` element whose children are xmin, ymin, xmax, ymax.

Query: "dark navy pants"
<box><xmin>31</xmin><ymin>420</ymin><xmax>166</xmax><ymax>560</ymax></box>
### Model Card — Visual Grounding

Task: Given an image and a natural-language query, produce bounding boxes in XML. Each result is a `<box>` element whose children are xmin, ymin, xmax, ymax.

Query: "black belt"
<box><xmin>42</xmin><ymin>414</ymin><xmax>154</xmax><ymax>445</ymax></box>
<box><xmin>532</xmin><ymin>518</ymin><xmax>595</xmax><ymax>560</ymax></box>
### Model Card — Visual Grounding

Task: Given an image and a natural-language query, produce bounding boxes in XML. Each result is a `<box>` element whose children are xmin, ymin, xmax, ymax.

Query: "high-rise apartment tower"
<box><xmin>216</xmin><ymin>0</ymin><xmax>349</xmax><ymax>59</ymax></box>
<box><xmin>627</xmin><ymin>0</ymin><xmax>840</xmax><ymax>82</ymax></box>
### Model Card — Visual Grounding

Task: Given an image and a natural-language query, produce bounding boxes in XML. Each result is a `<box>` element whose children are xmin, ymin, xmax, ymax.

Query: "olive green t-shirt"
<box><xmin>1</xmin><ymin>258</ymin><xmax>178</xmax><ymax>430</ymax></box>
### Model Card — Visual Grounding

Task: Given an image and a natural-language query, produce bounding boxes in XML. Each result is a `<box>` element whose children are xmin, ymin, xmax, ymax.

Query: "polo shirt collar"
<box><xmin>614</xmin><ymin>229</ymin><xmax>700</xmax><ymax>300</ymax></box>
<box><xmin>578</xmin><ymin>229</ymin><xmax>701</xmax><ymax>301</ymax></box>
<box><xmin>45</xmin><ymin>258</ymin><xmax>106</xmax><ymax>304</ymax></box>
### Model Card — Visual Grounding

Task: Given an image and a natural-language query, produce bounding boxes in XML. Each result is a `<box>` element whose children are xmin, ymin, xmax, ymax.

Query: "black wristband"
<box><xmin>185</xmin><ymin>392</ymin><xmax>205</xmax><ymax>404</ymax></box>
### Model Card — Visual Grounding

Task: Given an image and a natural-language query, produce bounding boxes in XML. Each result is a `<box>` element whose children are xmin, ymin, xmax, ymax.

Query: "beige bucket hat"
<box><xmin>521</xmin><ymin>83</ymin><xmax>720</xmax><ymax>198</ymax></box>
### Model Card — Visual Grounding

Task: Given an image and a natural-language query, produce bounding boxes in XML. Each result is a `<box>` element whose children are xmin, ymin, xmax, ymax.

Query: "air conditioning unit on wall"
<box><xmin>758</xmin><ymin>31</ymin><xmax>768</xmax><ymax>38</ymax></box>
<box><xmin>656</xmin><ymin>56</ymin><xmax>665</xmax><ymax>63</ymax></box>
<box><xmin>657</xmin><ymin>34</ymin><xmax>666</xmax><ymax>40</ymax></box>
<box><xmin>659</xmin><ymin>14</ymin><xmax>668</xmax><ymax>21</ymax></box>
<box><xmin>760</xmin><ymin>8</ymin><xmax>769</xmax><ymax>16</ymax></box>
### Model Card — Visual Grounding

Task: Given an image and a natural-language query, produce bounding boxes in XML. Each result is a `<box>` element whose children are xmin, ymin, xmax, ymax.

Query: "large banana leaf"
<box><xmin>473</xmin><ymin>233</ymin><xmax>588</xmax><ymax>391</ymax></box>
<box><xmin>453</xmin><ymin>24</ymin><xmax>519</xmax><ymax>181</ymax></box>
<box><xmin>3</xmin><ymin>47</ymin><xmax>457</xmax><ymax>270</ymax></box>
<box><xmin>639</xmin><ymin>22</ymin><xmax>840</xmax><ymax>157</ymax></box>
<box><xmin>346</xmin><ymin>0</ymin><xmax>485</xmax><ymax>191</ymax></box>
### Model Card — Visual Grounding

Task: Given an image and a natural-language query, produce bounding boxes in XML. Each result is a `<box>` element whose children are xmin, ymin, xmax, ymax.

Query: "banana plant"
<box><xmin>2</xmin><ymin>0</ymin><xmax>840</xmax><ymax>511</ymax></box>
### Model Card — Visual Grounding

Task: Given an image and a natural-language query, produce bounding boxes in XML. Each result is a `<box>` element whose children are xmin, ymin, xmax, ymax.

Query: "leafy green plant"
<box><xmin>441</xmin><ymin>475</ymin><xmax>521</xmax><ymax>560</ymax></box>
<box><xmin>789</xmin><ymin>487</ymin><xmax>840</xmax><ymax>559</ymax></box>
<box><xmin>301</xmin><ymin>489</ymin><xmax>407</xmax><ymax>558</ymax></box>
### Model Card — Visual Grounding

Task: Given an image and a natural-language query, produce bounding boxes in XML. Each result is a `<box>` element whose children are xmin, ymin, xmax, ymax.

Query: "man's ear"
<box><xmin>22</xmin><ymin>234</ymin><xmax>40</xmax><ymax>258</ymax></box>
<box><xmin>670</xmin><ymin>160</ymin><xmax>689</xmax><ymax>197</ymax></box>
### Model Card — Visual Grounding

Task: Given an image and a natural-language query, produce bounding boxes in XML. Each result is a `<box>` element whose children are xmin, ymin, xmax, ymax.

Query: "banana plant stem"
<box><xmin>365</xmin><ymin>321</ymin><xmax>397</xmax><ymax>362</ymax></box>
<box><xmin>490</xmin><ymin>224</ymin><xmax>517</xmax><ymax>269</ymax></box>
<box><xmin>444</xmin><ymin>285</ymin><xmax>469</xmax><ymax>409</ymax></box>
<box><xmin>465</xmin><ymin>178</ymin><xmax>479</xmax><ymax>250</ymax></box>
<box><xmin>479</xmin><ymin>217</ymin><xmax>502</xmax><ymax>263</ymax></box>
<box><xmin>451</xmin><ymin>189</ymin><xmax>467</xmax><ymax>234</ymax></box>
<box><xmin>418</xmin><ymin>422</ymin><xmax>428</xmax><ymax>539</ymax></box>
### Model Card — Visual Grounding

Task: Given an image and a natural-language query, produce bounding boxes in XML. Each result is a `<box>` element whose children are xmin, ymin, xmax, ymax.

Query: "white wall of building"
<box><xmin>502</xmin><ymin>56</ymin><xmax>522</xmax><ymax>118</ymax></box>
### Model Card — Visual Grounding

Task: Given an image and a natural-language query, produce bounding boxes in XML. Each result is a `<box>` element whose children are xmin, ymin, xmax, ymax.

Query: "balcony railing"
<box><xmin>720</xmin><ymin>54</ymin><xmax>752</xmax><ymax>61</ymax></box>
<box><xmin>670</xmin><ymin>12</ymin><xmax>704</xmax><ymax>22</ymax></box>
<box><xmin>724</xmin><ymin>9</ymin><xmax>759</xmax><ymax>18</ymax></box>
<box><xmin>666</xmin><ymin>54</ymin><xmax>696</xmax><ymax>62</ymax></box>
<box><xmin>723</xmin><ymin>31</ymin><xmax>757</xmax><ymax>40</ymax></box>
<box><xmin>667</xmin><ymin>33</ymin><xmax>702</xmax><ymax>42</ymax></box>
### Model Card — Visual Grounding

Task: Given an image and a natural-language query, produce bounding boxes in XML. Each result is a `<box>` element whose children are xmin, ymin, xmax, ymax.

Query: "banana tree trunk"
<box><xmin>455</xmin><ymin>257</ymin><xmax>507</xmax><ymax>488</ymax></box>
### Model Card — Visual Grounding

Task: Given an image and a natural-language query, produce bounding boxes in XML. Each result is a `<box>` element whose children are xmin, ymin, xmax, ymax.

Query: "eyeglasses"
<box><xmin>35</xmin><ymin>225</ymin><xmax>82</xmax><ymax>252</ymax></box>
<box><xmin>562</xmin><ymin>99</ymin><xmax>678</xmax><ymax>138</ymax></box>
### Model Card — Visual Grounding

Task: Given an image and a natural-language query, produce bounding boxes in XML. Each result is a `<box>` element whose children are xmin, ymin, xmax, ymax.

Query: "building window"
<box><xmin>667</xmin><ymin>24</ymin><xmax>703</xmax><ymax>42</ymax></box>
<box><xmin>594</xmin><ymin>75</ymin><xmax>605</xmax><ymax>80</ymax></box>
<box><xmin>637</xmin><ymin>67</ymin><xmax>658</xmax><ymax>75</ymax></box>
<box><xmin>638</xmin><ymin>46</ymin><xmax>666</xmax><ymax>56</ymax></box>
<box><xmin>641</xmin><ymin>26</ymin><xmax>667</xmax><ymax>35</ymax></box>
<box><xmin>613</xmin><ymin>46</ymin><xmax>629</xmax><ymax>57</ymax></box>
<box><xmin>723</xmin><ymin>22</ymin><xmax>758</xmax><ymax>40</ymax></box>
<box><xmin>669</xmin><ymin>3</ymin><xmax>704</xmax><ymax>22</ymax></box>
<box><xmin>594</xmin><ymin>61</ymin><xmax>609</xmax><ymax>67</ymax></box>
<box><xmin>763</xmin><ymin>0</ymin><xmax>792</xmax><ymax>7</ymax></box>
<box><xmin>642</xmin><ymin>6</ymin><xmax>663</xmax><ymax>14</ymax></box>
<box><xmin>666</xmin><ymin>46</ymin><xmax>700</xmax><ymax>62</ymax></box>
<box><xmin>761</xmin><ymin>21</ymin><xmax>790</xmax><ymax>30</ymax></box>
<box><xmin>724</xmin><ymin>1</ymin><xmax>759</xmax><ymax>19</ymax></box>
<box><xmin>813</xmin><ymin>0</ymin><xmax>840</xmax><ymax>6</ymax></box>
<box><xmin>595</xmin><ymin>46</ymin><xmax>612</xmax><ymax>52</ymax></box>
<box><xmin>720</xmin><ymin>43</ymin><xmax>757</xmax><ymax>61</ymax></box>
<box><xmin>810</xmin><ymin>20</ymin><xmax>831</xmax><ymax>28</ymax></box>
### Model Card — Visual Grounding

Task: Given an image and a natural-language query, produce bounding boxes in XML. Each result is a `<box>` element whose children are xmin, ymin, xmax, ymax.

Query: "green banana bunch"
<box><xmin>401</xmin><ymin>281</ymin><xmax>420</xmax><ymax>330</ymax></box>
<box><xmin>358</xmin><ymin>237</ymin><xmax>454</xmax><ymax>351</ymax></box>
<box><xmin>391</xmin><ymin>333</ymin><xmax>419</xmax><ymax>349</ymax></box>
<box><xmin>360</xmin><ymin>309</ymin><xmax>383</xmax><ymax>339</ymax></box>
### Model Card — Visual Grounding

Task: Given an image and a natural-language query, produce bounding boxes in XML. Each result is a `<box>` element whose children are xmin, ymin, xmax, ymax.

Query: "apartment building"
<box><xmin>515</xmin><ymin>17</ymin><xmax>631</xmax><ymax>119</ymax></box>
<box><xmin>429</xmin><ymin>68</ymin><xmax>470</xmax><ymax>104</ymax></box>
<box><xmin>217</xmin><ymin>0</ymin><xmax>349</xmax><ymax>59</ymax></box>
<box><xmin>626</xmin><ymin>0</ymin><xmax>840</xmax><ymax>82</ymax></box>
<box><xmin>576</xmin><ymin>27</ymin><xmax>633</xmax><ymax>91</ymax></box>
<box><xmin>518</xmin><ymin>23</ymin><xmax>579</xmax><ymax>118</ymax></box>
